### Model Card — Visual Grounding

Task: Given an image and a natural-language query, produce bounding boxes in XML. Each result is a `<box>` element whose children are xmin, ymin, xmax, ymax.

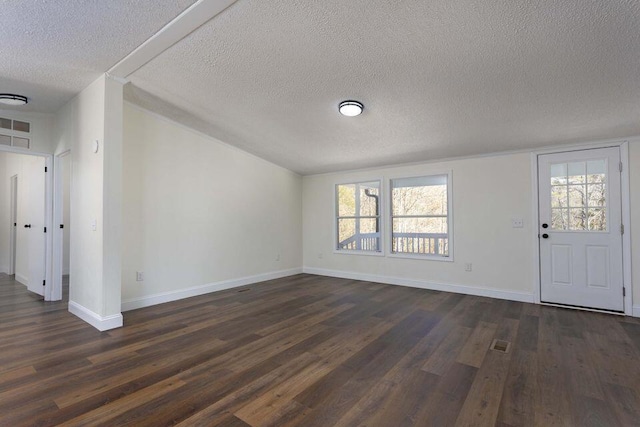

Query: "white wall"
<box><xmin>303</xmin><ymin>153</ymin><xmax>535</xmax><ymax>301</ymax></box>
<box><xmin>0</xmin><ymin>152</ymin><xmax>46</xmax><ymax>283</ymax></box>
<box><xmin>52</xmin><ymin>74</ymin><xmax>124</xmax><ymax>329</ymax></box>
<box><xmin>121</xmin><ymin>103</ymin><xmax>303</xmax><ymax>309</ymax></box>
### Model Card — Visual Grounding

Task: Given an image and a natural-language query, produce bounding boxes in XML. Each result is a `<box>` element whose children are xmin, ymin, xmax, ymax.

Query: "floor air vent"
<box><xmin>490</xmin><ymin>339</ymin><xmax>511</xmax><ymax>353</ymax></box>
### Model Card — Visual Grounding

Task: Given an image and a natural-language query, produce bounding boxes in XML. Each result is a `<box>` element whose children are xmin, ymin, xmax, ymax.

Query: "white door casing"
<box><xmin>538</xmin><ymin>147</ymin><xmax>623</xmax><ymax>312</ymax></box>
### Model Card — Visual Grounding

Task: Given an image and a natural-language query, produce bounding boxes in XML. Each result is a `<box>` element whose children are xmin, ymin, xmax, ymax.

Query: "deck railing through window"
<box><xmin>338</xmin><ymin>232</ymin><xmax>448</xmax><ymax>256</ymax></box>
<box><xmin>392</xmin><ymin>232</ymin><xmax>448</xmax><ymax>256</ymax></box>
<box><xmin>338</xmin><ymin>233</ymin><xmax>380</xmax><ymax>251</ymax></box>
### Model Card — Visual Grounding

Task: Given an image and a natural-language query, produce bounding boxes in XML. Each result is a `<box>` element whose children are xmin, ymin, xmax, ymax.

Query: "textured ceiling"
<box><xmin>0</xmin><ymin>0</ymin><xmax>196</xmax><ymax>113</ymax></box>
<box><xmin>128</xmin><ymin>0</ymin><xmax>640</xmax><ymax>174</ymax></box>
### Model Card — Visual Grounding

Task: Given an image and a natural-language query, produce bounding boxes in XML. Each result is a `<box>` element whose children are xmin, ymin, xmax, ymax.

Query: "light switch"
<box><xmin>91</xmin><ymin>219</ymin><xmax>97</xmax><ymax>231</ymax></box>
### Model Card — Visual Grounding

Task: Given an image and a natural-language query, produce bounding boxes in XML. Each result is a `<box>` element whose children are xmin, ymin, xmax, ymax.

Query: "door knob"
<box><xmin>24</xmin><ymin>224</ymin><xmax>31</xmax><ymax>228</ymax></box>
<box><xmin>542</xmin><ymin>223</ymin><xmax>549</xmax><ymax>229</ymax></box>
<box><xmin>542</xmin><ymin>233</ymin><xmax>549</xmax><ymax>239</ymax></box>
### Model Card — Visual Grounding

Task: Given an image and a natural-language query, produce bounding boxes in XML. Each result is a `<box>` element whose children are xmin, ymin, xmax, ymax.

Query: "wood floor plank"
<box><xmin>422</xmin><ymin>325</ymin><xmax>473</xmax><ymax>375</ymax></box>
<box><xmin>603</xmin><ymin>382</ymin><xmax>640</xmax><ymax>426</ymax></box>
<box><xmin>456</xmin><ymin>320</ymin><xmax>499</xmax><ymax>368</ymax></box>
<box><xmin>414</xmin><ymin>362</ymin><xmax>478</xmax><ymax>426</ymax></box>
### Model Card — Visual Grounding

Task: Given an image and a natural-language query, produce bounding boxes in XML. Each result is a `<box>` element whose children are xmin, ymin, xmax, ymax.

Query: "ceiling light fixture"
<box><xmin>0</xmin><ymin>94</ymin><xmax>28</xmax><ymax>106</ymax></box>
<box><xmin>339</xmin><ymin>100</ymin><xmax>364</xmax><ymax>117</ymax></box>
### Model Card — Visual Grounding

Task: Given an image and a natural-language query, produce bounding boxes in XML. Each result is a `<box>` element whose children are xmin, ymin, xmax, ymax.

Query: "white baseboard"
<box><xmin>303</xmin><ymin>267</ymin><xmax>535</xmax><ymax>304</ymax></box>
<box><xmin>121</xmin><ymin>267</ymin><xmax>304</xmax><ymax>312</ymax></box>
<box><xmin>68</xmin><ymin>301</ymin><xmax>123</xmax><ymax>331</ymax></box>
<box><xmin>632</xmin><ymin>305</ymin><xmax>640</xmax><ymax>318</ymax></box>
<box><xmin>15</xmin><ymin>273</ymin><xmax>28</xmax><ymax>286</ymax></box>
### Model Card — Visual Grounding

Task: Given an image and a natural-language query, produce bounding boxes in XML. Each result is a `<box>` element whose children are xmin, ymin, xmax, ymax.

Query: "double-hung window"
<box><xmin>390</xmin><ymin>174</ymin><xmax>451</xmax><ymax>258</ymax></box>
<box><xmin>336</xmin><ymin>181</ymin><xmax>381</xmax><ymax>252</ymax></box>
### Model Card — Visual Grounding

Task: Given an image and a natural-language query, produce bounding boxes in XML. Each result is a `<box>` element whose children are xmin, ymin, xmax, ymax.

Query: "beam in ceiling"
<box><xmin>108</xmin><ymin>0</ymin><xmax>238</xmax><ymax>79</ymax></box>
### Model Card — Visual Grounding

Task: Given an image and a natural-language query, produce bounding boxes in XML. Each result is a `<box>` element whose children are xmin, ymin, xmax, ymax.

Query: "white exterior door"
<box><xmin>538</xmin><ymin>147</ymin><xmax>624</xmax><ymax>312</ymax></box>
<box><xmin>26</xmin><ymin>157</ymin><xmax>46</xmax><ymax>297</ymax></box>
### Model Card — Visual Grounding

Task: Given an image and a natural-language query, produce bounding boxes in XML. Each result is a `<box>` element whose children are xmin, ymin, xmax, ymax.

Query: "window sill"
<box><xmin>333</xmin><ymin>249</ymin><xmax>385</xmax><ymax>257</ymax></box>
<box><xmin>387</xmin><ymin>253</ymin><xmax>454</xmax><ymax>262</ymax></box>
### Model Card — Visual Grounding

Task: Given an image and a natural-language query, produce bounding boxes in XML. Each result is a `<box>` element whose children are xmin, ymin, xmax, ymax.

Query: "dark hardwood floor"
<box><xmin>1</xmin><ymin>272</ymin><xmax>640</xmax><ymax>426</ymax></box>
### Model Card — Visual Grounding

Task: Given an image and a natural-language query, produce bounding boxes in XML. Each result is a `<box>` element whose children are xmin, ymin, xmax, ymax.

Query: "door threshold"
<box><xmin>540</xmin><ymin>301</ymin><xmax>624</xmax><ymax>316</ymax></box>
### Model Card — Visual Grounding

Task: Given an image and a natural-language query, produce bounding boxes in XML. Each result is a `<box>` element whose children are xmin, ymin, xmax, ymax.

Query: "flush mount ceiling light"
<box><xmin>339</xmin><ymin>100</ymin><xmax>364</xmax><ymax>117</ymax></box>
<box><xmin>0</xmin><ymin>94</ymin><xmax>28</xmax><ymax>106</ymax></box>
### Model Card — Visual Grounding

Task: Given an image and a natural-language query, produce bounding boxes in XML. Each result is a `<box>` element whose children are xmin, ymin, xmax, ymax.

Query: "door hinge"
<box><xmin>44</xmin><ymin>227</ymin><xmax>47</xmax><ymax>233</ymax></box>
<box><xmin>623</xmin><ymin>287</ymin><xmax>626</xmax><ymax>297</ymax></box>
<box><xmin>42</xmin><ymin>279</ymin><xmax>45</xmax><ymax>286</ymax></box>
<box><xmin>621</xmin><ymin>224</ymin><xmax>625</xmax><ymax>235</ymax></box>
<box><xmin>619</xmin><ymin>162</ymin><xmax>623</xmax><ymax>172</ymax></box>
<box><xmin>60</xmin><ymin>224</ymin><xmax>64</xmax><ymax>229</ymax></box>
<box><xmin>44</xmin><ymin>166</ymin><xmax>47</xmax><ymax>172</ymax></box>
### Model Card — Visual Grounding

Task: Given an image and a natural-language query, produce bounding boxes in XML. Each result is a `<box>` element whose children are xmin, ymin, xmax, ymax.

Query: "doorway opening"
<box><xmin>1</xmin><ymin>150</ymin><xmax>48</xmax><ymax>298</ymax></box>
<box><xmin>52</xmin><ymin>150</ymin><xmax>71</xmax><ymax>302</ymax></box>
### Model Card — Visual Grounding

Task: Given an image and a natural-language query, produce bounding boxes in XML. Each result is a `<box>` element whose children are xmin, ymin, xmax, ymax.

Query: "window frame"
<box><xmin>334</xmin><ymin>179</ymin><xmax>384</xmax><ymax>256</ymax></box>
<box><xmin>387</xmin><ymin>171</ymin><xmax>454</xmax><ymax>262</ymax></box>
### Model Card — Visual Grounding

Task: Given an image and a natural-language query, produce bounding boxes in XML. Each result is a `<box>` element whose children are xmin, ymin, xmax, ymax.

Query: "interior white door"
<box><xmin>26</xmin><ymin>157</ymin><xmax>46</xmax><ymax>296</ymax></box>
<box><xmin>9</xmin><ymin>175</ymin><xmax>18</xmax><ymax>275</ymax></box>
<box><xmin>538</xmin><ymin>147</ymin><xmax>624</xmax><ymax>311</ymax></box>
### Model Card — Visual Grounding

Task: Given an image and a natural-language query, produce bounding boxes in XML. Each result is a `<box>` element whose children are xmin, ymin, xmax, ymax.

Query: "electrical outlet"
<box><xmin>465</xmin><ymin>263</ymin><xmax>472</xmax><ymax>272</ymax></box>
<box><xmin>511</xmin><ymin>218</ymin><xmax>524</xmax><ymax>228</ymax></box>
<box><xmin>136</xmin><ymin>271</ymin><xmax>144</xmax><ymax>282</ymax></box>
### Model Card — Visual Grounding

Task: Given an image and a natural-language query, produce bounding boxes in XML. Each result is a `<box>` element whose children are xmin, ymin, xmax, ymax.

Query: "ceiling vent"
<box><xmin>0</xmin><ymin>116</ymin><xmax>31</xmax><ymax>149</ymax></box>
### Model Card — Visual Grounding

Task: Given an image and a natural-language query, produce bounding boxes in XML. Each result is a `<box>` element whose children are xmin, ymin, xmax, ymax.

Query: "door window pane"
<box><xmin>588</xmin><ymin>208</ymin><xmax>606</xmax><ymax>231</ymax></box>
<box><xmin>551</xmin><ymin>209</ymin><xmax>568</xmax><ymax>230</ymax></box>
<box><xmin>568</xmin><ymin>185</ymin><xmax>585</xmax><ymax>207</ymax></box>
<box><xmin>551</xmin><ymin>186</ymin><xmax>567</xmax><ymax>208</ymax></box>
<box><xmin>587</xmin><ymin>160</ymin><xmax>606</xmax><ymax>183</ymax></box>
<box><xmin>587</xmin><ymin>183</ymin><xmax>606</xmax><ymax>207</ymax></box>
<box><xmin>569</xmin><ymin>208</ymin><xmax>587</xmax><ymax>230</ymax></box>
<box><xmin>568</xmin><ymin>162</ymin><xmax>586</xmax><ymax>184</ymax></box>
<box><xmin>550</xmin><ymin>163</ymin><xmax>567</xmax><ymax>185</ymax></box>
